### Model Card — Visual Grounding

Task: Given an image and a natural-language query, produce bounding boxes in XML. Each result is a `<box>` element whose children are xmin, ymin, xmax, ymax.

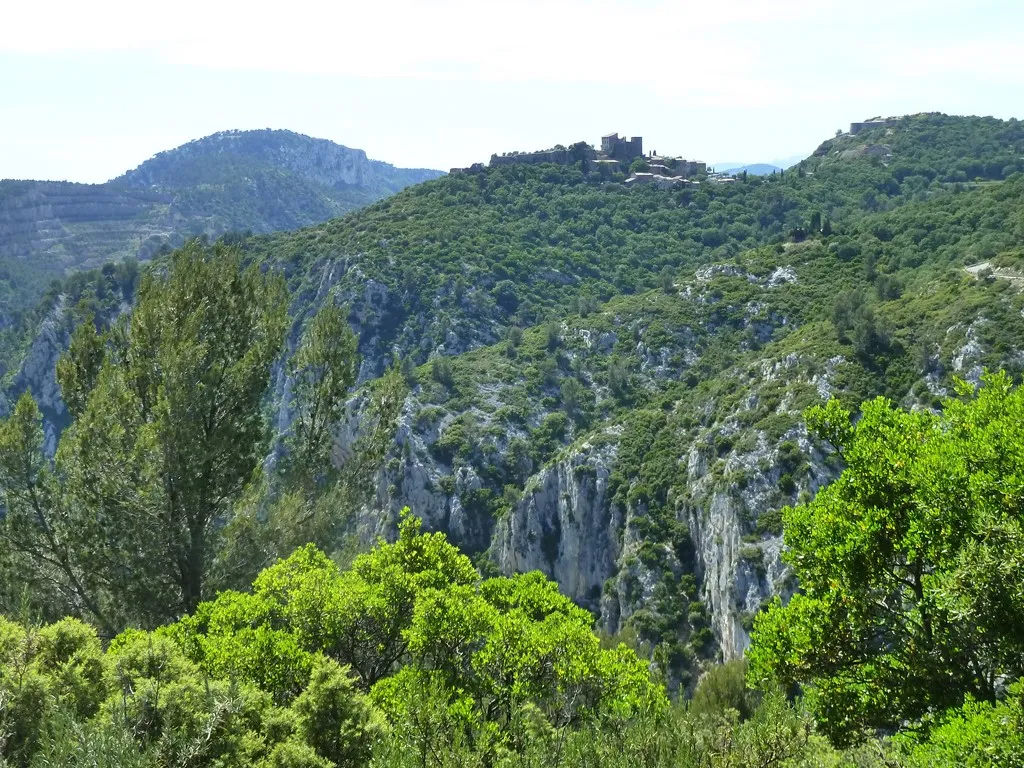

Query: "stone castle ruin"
<box><xmin>600</xmin><ymin>133</ymin><xmax>644</xmax><ymax>163</ymax></box>
<box><xmin>849</xmin><ymin>118</ymin><xmax>897</xmax><ymax>135</ymax></box>
<box><xmin>452</xmin><ymin>133</ymin><xmax>707</xmax><ymax>187</ymax></box>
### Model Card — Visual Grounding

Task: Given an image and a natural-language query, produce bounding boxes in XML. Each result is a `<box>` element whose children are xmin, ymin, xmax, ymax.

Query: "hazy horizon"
<box><xmin>3</xmin><ymin>0</ymin><xmax>1023</xmax><ymax>183</ymax></box>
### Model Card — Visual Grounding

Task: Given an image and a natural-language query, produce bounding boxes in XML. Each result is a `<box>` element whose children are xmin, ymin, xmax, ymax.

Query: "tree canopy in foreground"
<box><xmin>749</xmin><ymin>371</ymin><xmax>1024</xmax><ymax>745</ymax></box>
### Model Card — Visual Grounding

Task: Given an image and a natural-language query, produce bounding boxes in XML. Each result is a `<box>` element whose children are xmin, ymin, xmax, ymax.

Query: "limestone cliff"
<box><xmin>495</xmin><ymin>441</ymin><xmax>623</xmax><ymax>612</ymax></box>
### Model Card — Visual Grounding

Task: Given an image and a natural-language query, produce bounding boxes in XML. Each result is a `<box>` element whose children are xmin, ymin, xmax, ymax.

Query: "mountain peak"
<box><xmin>114</xmin><ymin>129</ymin><xmax>441</xmax><ymax>193</ymax></box>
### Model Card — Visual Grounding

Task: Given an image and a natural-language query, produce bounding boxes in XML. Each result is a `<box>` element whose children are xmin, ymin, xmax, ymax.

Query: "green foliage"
<box><xmin>895</xmin><ymin>682</ymin><xmax>1024</xmax><ymax>767</ymax></box>
<box><xmin>292</xmin><ymin>656</ymin><xmax>381</xmax><ymax>767</ymax></box>
<box><xmin>0</xmin><ymin>241</ymin><xmax>289</xmax><ymax>630</ymax></box>
<box><xmin>246</xmin><ymin>115</ymin><xmax>982</xmax><ymax>370</ymax></box>
<box><xmin>689</xmin><ymin>660</ymin><xmax>756</xmax><ymax>721</ymax></box>
<box><xmin>389</xmin><ymin>686</ymin><xmax>851</xmax><ymax>768</ymax></box>
<box><xmin>258</xmin><ymin>740</ymin><xmax>332</xmax><ymax>768</ymax></box>
<box><xmin>558</xmin><ymin>376</ymin><xmax>591</xmax><ymax>422</ymax></box>
<box><xmin>172</xmin><ymin>590</ymin><xmax>315</xmax><ymax>703</ymax></box>
<box><xmin>432</xmin><ymin>417</ymin><xmax>473</xmax><ymax>463</ymax></box>
<box><xmin>0</xmin><ymin>509</ymin><xmax>686</xmax><ymax>767</ymax></box>
<box><xmin>55</xmin><ymin>315</ymin><xmax>105</xmax><ymax>419</ymax></box>
<box><xmin>750</xmin><ymin>373</ymin><xmax>1024</xmax><ymax>744</ymax></box>
<box><xmin>430</xmin><ymin>357</ymin><xmax>454</xmax><ymax>388</ymax></box>
<box><xmin>29</xmin><ymin>714</ymin><xmax>159</xmax><ymax>768</ymax></box>
<box><xmin>4</xmin><ymin>112</ymin><xmax>1024</xmax><ymax>766</ymax></box>
<box><xmin>285</xmin><ymin>303</ymin><xmax>360</xmax><ymax>489</ymax></box>
<box><xmin>34</xmin><ymin>618</ymin><xmax>106</xmax><ymax>720</ymax></box>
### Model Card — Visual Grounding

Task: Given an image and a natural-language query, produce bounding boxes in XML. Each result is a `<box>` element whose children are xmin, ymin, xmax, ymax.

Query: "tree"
<box><xmin>285</xmin><ymin>304</ymin><xmax>360</xmax><ymax>490</ymax></box>
<box><xmin>895</xmin><ymin>682</ymin><xmax>1024</xmax><ymax>767</ymax></box>
<box><xmin>576</xmin><ymin>293</ymin><xmax>597</xmax><ymax>317</ymax></box>
<box><xmin>0</xmin><ymin>395</ymin><xmax>111</xmax><ymax>628</ymax></box>
<box><xmin>560</xmin><ymin>377</ymin><xmax>590</xmax><ymax>422</ymax></box>
<box><xmin>492</xmin><ymin>280</ymin><xmax>520</xmax><ymax>313</ymax></box>
<box><xmin>212</xmin><ymin>363</ymin><xmax>407</xmax><ymax>590</ymax></box>
<box><xmin>0</xmin><ymin>241</ymin><xmax>289</xmax><ymax>629</ymax></box>
<box><xmin>55</xmin><ymin>313</ymin><xmax>105</xmax><ymax>419</ymax></box>
<box><xmin>568</xmin><ymin>141</ymin><xmax>592</xmax><ymax>171</ymax></box>
<box><xmin>748</xmin><ymin>373</ymin><xmax>1024</xmax><ymax>745</ymax></box>
<box><xmin>430</xmin><ymin>357</ymin><xmax>454</xmax><ymax>388</ymax></box>
<box><xmin>293</xmin><ymin>656</ymin><xmax>381</xmax><ymax>767</ymax></box>
<box><xmin>544</xmin><ymin>321</ymin><xmax>561</xmax><ymax>351</ymax></box>
<box><xmin>607</xmin><ymin>356</ymin><xmax>630</xmax><ymax>401</ymax></box>
<box><xmin>659</xmin><ymin>266</ymin><xmax>675</xmax><ymax>294</ymax></box>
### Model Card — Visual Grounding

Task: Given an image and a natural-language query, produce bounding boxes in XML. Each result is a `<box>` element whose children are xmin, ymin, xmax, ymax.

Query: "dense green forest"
<box><xmin>1</xmin><ymin>113</ymin><xmax>1024</xmax><ymax>765</ymax></box>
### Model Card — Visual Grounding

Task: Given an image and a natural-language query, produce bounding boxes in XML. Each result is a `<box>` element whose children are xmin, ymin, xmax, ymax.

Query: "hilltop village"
<box><xmin>452</xmin><ymin>132</ymin><xmax>715</xmax><ymax>188</ymax></box>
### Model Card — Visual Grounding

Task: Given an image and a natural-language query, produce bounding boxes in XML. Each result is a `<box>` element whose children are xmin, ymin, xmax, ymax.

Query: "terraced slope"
<box><xmin>0</xmin><ymin>129</ymin><xmax>443</xmax><ymax>318</ymax></box>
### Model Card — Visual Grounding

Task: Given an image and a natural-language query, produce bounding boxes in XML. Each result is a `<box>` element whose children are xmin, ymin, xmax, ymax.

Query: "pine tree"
<box><xmin>0</xmin><ymin>241</ymin><xmax>289</xmax><ymax>628</ymax></box>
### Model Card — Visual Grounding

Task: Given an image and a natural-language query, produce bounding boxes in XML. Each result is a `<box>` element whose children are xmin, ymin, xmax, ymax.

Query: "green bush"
<box><xmin>293</xmin><ymin>657</ymin><xmax>380</xmax><ymax>767</ymax></box>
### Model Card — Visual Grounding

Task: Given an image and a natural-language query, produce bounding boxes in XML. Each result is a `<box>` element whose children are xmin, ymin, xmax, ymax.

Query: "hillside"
<box><xmin>323</xmin><ymin>173</ymin><xmax>1024</xmax><ymax>680</ymax></box>
<box><xmin>805</xmin><ymin>112</ymin><xmax>1024</xmax><ymax>183</ymax></box>
<box><xmin>0</xmin><ymin>129</ymin><xmax>443</xmax><ymax>320</ymax></box>
<box><xmin>2</xmin><ymin>112</ymin><xmax>1024</xmax><ymax>765</ymax></box>
<box><xmin>5</xmin><ymin>114</ymin><xmax>1024</xmax><ymax>676</ymax></box>
<box><xmin>114</xmin><ymin>129</ymin><xmax>441</xmax><ymax>199</ymax></box>
<box><xmin>235</xmin><ymin>136</ymin><xmax>909</xmax><ymax>381</ymax></box>
<box><xmin>237</xmin><ymin>113</ymin><xmax>1024</xmax><ymax>677</ymax></box>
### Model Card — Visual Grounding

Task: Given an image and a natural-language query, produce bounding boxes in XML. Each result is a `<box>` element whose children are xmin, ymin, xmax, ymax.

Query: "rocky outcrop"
<box><xmin>8</xmin><ymin>296</ymin><xmax>71</xmax><ymax>454</ymax></box>
<box><xmin>684</xmin><ymin>428</ymin><xmax>835</xmax><ymax>659</ymax></box>
<box><xmin>495</xmin><ymin>442</ymin><xmax>622</xmax><ymax>611</ymax></box>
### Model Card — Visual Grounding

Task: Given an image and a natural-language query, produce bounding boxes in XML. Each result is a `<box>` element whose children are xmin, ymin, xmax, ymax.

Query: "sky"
<box><xmin>3</xmin><ymin>0</ymin><xmax>1023</xmax><ymax>182</ymax></box>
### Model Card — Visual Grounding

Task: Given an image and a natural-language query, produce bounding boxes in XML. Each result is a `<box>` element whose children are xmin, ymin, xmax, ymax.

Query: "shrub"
<box><xmin>293</xmin><ymin>657</ymin><xmax>381</xmax><ymax>767</ymax></box>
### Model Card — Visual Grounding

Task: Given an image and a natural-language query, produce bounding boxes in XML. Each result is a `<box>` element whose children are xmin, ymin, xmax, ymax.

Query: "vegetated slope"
<box><xmin>0</xmin><ymin>129</ymin><xmax>443</xmax><ymax>319</ymax></box>
<box><xmin>239</xmin><ymin>121</ymin><xmax>937</xmax><ymax>382</ymax></box>
<box><xmin>116</xmin><ymin>128</ymin><xmax>441</xmax><ymax>200</ymax></box>
<box><xmin>228</xmin><ymin>115</ymin><xmax>1022</xmax><ymax>394</ymax></box>
<box><xmin>323</xmin><ymin>173</ymin><xmax>1024</xmax><ymax>686</ymax></box>
<box><xmin>806</xmin><ymin>112</ymin><xmax>1024</xmax><ymax>185</ymax></box>
<box><xmin>5</xmin><ymin>114</ymin><xmax>1024</xmax><ymax>680</ymax></box>
<box><xmin>9</xmin><ymin>113</ymin><xmax>1007</xmax><ymax>392</ymax></box>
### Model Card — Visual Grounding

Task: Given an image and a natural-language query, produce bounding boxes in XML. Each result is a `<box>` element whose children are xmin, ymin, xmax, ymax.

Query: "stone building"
<box><xmin>850</xmin><ymin>119</ymin><xmax>895</xmax><ymax>135</ymax></box>
<box><xmin>600</xmin><ymin>133</ymin><xmax>644</xmax><ymax>163</ymax></box>
<box><xmin>488</xmin><ymin>143</ymin><xmax>596</xmax><ymax>168</ymax></box>
<box><xmin>645</xmin><ymin>156</ymin><xmax>707</xmax><ymax>179</ymax></box>
<box><xmin>460</xmin><ymin>133</ymin><xmax>704</xmax><ymax>184</ymax></box>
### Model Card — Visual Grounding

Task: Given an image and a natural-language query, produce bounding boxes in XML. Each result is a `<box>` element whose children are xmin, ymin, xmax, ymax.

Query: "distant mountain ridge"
<box><xmin>0</xmin><ymin>130</ymin><xmax>443</xmax><ymax>318</ymax></box>
<box><xmin>114</xmin><ymin>129</ymin><xmax>440</xmax><ymax>197</ymax></box>
<box><xmin>714</xmin><ymin>163</ymin><xmax>783</xmax><ymax>176</ymax></box>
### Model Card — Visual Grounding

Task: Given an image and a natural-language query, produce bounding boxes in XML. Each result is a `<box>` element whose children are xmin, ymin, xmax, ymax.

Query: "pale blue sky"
<box><xmin>3</xmin><ymin>0</ymin><xmax>1023</xmax><ymax>182</ymax></box>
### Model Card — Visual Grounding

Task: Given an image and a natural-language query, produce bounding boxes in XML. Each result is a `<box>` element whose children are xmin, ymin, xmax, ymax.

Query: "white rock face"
<box><xmin>951</xmin><ymin>318</ymin><xmax>986</xmax><ymax>385</ymax></box>
<box><xmin>495</xmin><ymin>442</ymin><xmax>622</xmax><ymax>610</ymax></box>
<box><xmin>688</xmin><ymin>491</ymin><xmax>750</xmax><ymax>658</ymax></box>
<box><xmin>9</xmin><ymin>296</ymin><xmax>70</xmax><ymax>454</ymax></box>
